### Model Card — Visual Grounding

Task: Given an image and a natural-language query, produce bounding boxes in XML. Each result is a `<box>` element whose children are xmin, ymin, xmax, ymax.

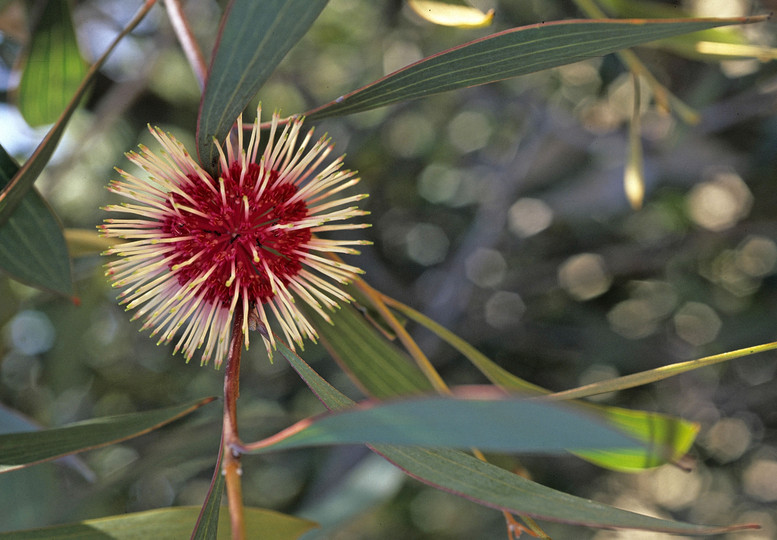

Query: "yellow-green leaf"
<box><xmin>547</xmin><ymin>341</ymin><xmax>777</xmax><ymax>401</ymax></box>
<box><xmin>408</xmin><ymin>0</ymin><xmax>494</xmax><ymax>28</ymax></box>
<box><xmin>0</xmin><ymin>2</ymin><xmax>154</xmax><ymax>227</ymax></box>
<box><xmin>16</xmin><ymin>0</ymin><xmax>88</xmax><ymax>126</ymax></box>
<box><xmin>64</xmin><ymin>228</ymin><xmax>113</xmax><ymax>258</ymax></box>
<box><xmin>0</xmin><ymin>507</ymin><xmax>316</xmax><ymax>540</ymax></box>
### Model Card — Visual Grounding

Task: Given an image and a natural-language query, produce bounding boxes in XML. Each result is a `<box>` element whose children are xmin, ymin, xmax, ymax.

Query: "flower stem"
<box><xmin>223</xmin><ymin>309</ymin><xmax>245</xmax><ymax>540</ymax></box>
<box><xmin>163</xmin><ymin>0</ymin><xmax>207</xmax><ymax>88</ymax></box>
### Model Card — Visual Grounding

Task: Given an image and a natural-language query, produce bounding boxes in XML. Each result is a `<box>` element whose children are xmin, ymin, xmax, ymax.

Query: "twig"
<box><xmin>223</xmin><ymin>309</ymin><xmax>246</xmax><ymax>540</ymax></box>
<box><xmin>163</xmin><ymin>0</ymin><xmax>208</xmax><ymax>88</ymax></box>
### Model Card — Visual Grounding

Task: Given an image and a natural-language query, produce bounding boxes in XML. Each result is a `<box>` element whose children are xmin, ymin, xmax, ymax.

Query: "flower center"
<box><xmin>161</xmin><ymin>161</ymin><xmax>311</xmax><ymax>308</ymax></box>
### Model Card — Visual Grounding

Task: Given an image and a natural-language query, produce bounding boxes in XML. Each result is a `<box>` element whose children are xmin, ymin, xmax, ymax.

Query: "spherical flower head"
<box><xmin>100</xmin><ymin>108</ymin><xmax>370</xmax><ymax>367</ymax></box>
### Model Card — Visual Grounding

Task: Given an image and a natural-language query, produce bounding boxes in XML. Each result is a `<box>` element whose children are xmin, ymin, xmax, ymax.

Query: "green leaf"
<box><xmin>547</xmin><ymin>341</ymin><xmax>777</xmax><ymax>401</ymax></box>
<box><xmin>0</xmin><ymin>507</ymin><xmax>317</xmax><ymax>540</ymax></box>
<box><xmin>196</xmin><ymin>0</ymin><xmax>329</xmax><ymax>171</ymax></box>
<box><xmin>16</xmin><ymin>0</ymin><xmax>88</xmax><ymax>127</ymax></box>
<box><xmin>0</xmin><ymin>402</ymin><xmax>94</xmax><ymax>481</ymax></box>
<box><xmin>276</xmin><ymin>341</ymin><xmax>757</xmax><ymax>535</ymax></box>
<box><xmin>305</xmin><ymin>16</ymin><xmax>768</xmax><ymax>120</ymax></box>
<box><xmin>594</xmin><ymin>0</ymin><xmax>777</xmax><ymax>60</ymax></box>
<box><xmin>190</xmin><ymin>447</ymin><xmax>225</xmax><ymax>540</ymax></box>
<box><xmin>247</xmin><ymin>393</ymin><xmax>642</xmax><ymax>454</ymax></box>
<box><xmin>0</xmin><ymin>397</ymin><xmax>216</xmax><ymax>474</ymax></box>
<box><xmin>63</xmin><ymin>228</ymin><xmax>114</xmax><ymax>258</ymax></box>
<box><xmin>0</xmin><ymin>145</ymin><xmax>73</xmax><ymax>296</ymax></box>
<box><xmin>573</xmin><ymin>406</ymin><xmax>698</xmax><ymax>471</ymax></box>
<box><xmin>373</xmin><ymin>445</ymin><xmax>754</xmax><ymax>535</ymax></box>
<box><xmin>382</xmin><ymin>296</ymin><xmax>699</xmax><ymax>471</ymax></box>
<box><xmin>313</xmin><ymin>303</ymin><xmax>433</xmax><ymax>398</ymax></box>
<box><xmin>0</xmin><ymin>2</ymin><xmax>154</xmax><ymax>227</ymax></box>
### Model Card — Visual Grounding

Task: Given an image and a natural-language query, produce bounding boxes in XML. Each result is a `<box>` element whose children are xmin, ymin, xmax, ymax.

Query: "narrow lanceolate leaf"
<box><xmin>196</xmin><ymin>0</ymin><xmax>328</xmax><ymax>171</ymax></box>
<box><xmin>309</xmin><ymin>303</ymin><xmax>434</xmax><ymax>398</ymax></box>
<box><xmin>305</xmin><ymin>16</ymin><xmax>768</xmax><ymax>120</ymax></box>
<box><xmin>0</xmin><ymin>507</ymin><xmax>317</xmax><ymax>540</ymax></box>
<box><xmin>245</xmin><ymin>393</ymin><xmax>642</xmax><ymax>454</ymax></box>
<box><xmin>190</xmin><ymin>446</ymin><xmax>225</xmax><ymax>540</ymax></box>
<box><xmin>16</xmin><ymin>0</ymin><xmax>87</xmax><ymax>126</ymax></box>
<box><xmin>317</xmin><ymin>301</ymin><xmax>695</xmax><ymax>471</ymax></box>
<box><xmin>595</xmin><ymin>0</ymin><xmax>777</xmax><ymax>60</ymax></box>
<box><xmin>0</xmin><ymin>2</ymin><xmax>155</xmax><ymax>227</ymax></box>
<box><xmin>572</xmin><ymin>406</ymin><xmax>698</xmax><ymax>471</ymax></box>
<box><xmin>277</xmin><ymin>342</ymin><xmax>757</xmax><ymax>535</ymax></box>
<box><xmin>547</xmin><ymin>341</ymin><xmax>777</xmax><ymax>401</ymax></box>
<box><xmin>0</xmin><ymin>397</ymin><xmax>216</xmax><ymax>474</ymax></box>
<box><xmin>0</xmin><ymin>145</ymin><xmax>73</xmax><ymax>296</ymax></box>
<box><xmin>380</xmin><ymin>296</ymin><xmax>699</xmax><ymax>471</ymax></box>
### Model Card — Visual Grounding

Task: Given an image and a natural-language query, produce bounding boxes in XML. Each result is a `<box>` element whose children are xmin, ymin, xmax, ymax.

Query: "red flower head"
<box><xmin>101</xmin><ymin>108</ymin><xmax>369</xmax><ymax>367</ymax></box>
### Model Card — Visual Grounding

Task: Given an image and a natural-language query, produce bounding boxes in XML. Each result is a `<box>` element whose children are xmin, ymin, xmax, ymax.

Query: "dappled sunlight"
<box><xmin>558</xmin><ymin>253</ymin><xmax>612</xmax><ymax>301</ymax></box>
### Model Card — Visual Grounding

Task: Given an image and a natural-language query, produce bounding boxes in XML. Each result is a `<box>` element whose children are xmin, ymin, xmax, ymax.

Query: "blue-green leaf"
<box><xmin>276</xmin><ymin>341</ymin><xmax>757</xmax><ymax>535</ymax></box>
<box><xmin>196</xmin><ymin>0</ymin><xmax>329</xmax><ymax>171</ymax></box>
<box><xmin>0</xmin><ymin>398</ymin><xmax>216</xmax><ymax>474</ymax></box>
<box><xmin>305</xmin><ymin>16</ymin><xmax>767</xmax><ymax>120</ymax></box>
<box><xmin>0</xmin><ymin>145</ymin><xmax>72</xmax><ymax>296</ymax></box>
<box><xmin>248</xmin><ymin>393</ymin><xmax>642</xmax><ymax>454</ymax></box>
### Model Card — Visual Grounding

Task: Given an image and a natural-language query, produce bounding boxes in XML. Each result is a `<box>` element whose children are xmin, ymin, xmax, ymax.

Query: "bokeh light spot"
<box><xmin>703</xmin><ymin>417</ymin><xmax>751</xmax><ymax>463</ymax></box>
<box><xmin>7</xmin><ymin>310</ymin><xmax>56</xmax><ymax>355</ymax></box>
<box><xmin>418</xmin><ymin>163</ymin><xmax>462</xmax><ymax>205</ymax></box>
<box><xmin>736</xmin><ymin>236</ymin><xmax>777</xmax><ymax>278</ymax></box>
<box><xmin>507</xmin><ymin>198</ymin><xmax>553</xmax><ymax>238</ymax></box>
<box><xmin>406</xmin><ymin>223</ymin><xmax>449</xmax><ymax>266</ymax></box>
<box><xmin>465</xmin><ymin>248</ymin><xmax>507</xmax><ymax>288</ymax></box>
<box><xmin>673</xmin><ymin>302</ymin><xmax>722</xmax><ymax>346</ymax></box>
<box><xmin>607</xmin><ymin>299</ymin><xmax>657</xmax><ymax>339</ymax></box>
<box><xmin>743</xmin><ymin>459</ymin><xmax>777</xmax><ymax>502</ymax></box>
<box><xmin>384</xmin><ymin>112</ymin><xmax>434</xmax><ymax>158</ymax></box>
<box><xmin>447</xmin><ymin>110</ymin><xmax>492</xmax><ymax>153</ymax></box>
<box><xmin>485</xmin><ymin>291</ymin><xmax>525</xmax><ymax>329</ymax></box>
<box><xmin>649</xmin><ymin>466</ymin><xmax>704</xmax><ymax>510</ymax></box>
<box><xmin>687</xmin><ymin>171</ymin><xmax>752</xmax><ymax>231</ymax></box>
<box><xmin>558</xmin><ymin>253</ymin><xmax>612</xmax><ymax>300</ymax></box>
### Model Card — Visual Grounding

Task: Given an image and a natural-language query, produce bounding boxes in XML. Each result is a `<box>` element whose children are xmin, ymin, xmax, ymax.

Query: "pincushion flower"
<box><xmin>101</xmin><ymin>107</ymin><xmax>369</xmax><ymax>367</ymax></box>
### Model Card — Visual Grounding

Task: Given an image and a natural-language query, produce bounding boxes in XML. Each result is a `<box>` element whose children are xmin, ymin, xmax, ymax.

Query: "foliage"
<box><xmin>1</xmin><ymin>0</ymin><xmax>776</xmax><ymax>538</ymax></box>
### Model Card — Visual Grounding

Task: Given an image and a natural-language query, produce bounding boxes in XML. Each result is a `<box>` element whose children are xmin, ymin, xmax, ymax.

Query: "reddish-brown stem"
<box><xmin>223</xmin><ymin>309</ymin><xmax>245</xmax><ymax>540</ymax></box>
<box><xmin>163</xmin><ymin>0</ymin><xmax>208</xmax><ymax>88</ymax></box>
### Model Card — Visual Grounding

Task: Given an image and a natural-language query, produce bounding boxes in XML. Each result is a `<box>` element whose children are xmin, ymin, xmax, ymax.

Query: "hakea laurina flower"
<box><xmin>100</xmin><ymin>108</ymin><xmax>369</xmax><ymax>367</ymax></box>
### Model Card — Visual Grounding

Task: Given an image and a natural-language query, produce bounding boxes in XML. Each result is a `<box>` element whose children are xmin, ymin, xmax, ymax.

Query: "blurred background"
<box><xmin>1</xmin><ymin>0</ymin><xmax>777</xmax><ymax>538</ymax></box>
